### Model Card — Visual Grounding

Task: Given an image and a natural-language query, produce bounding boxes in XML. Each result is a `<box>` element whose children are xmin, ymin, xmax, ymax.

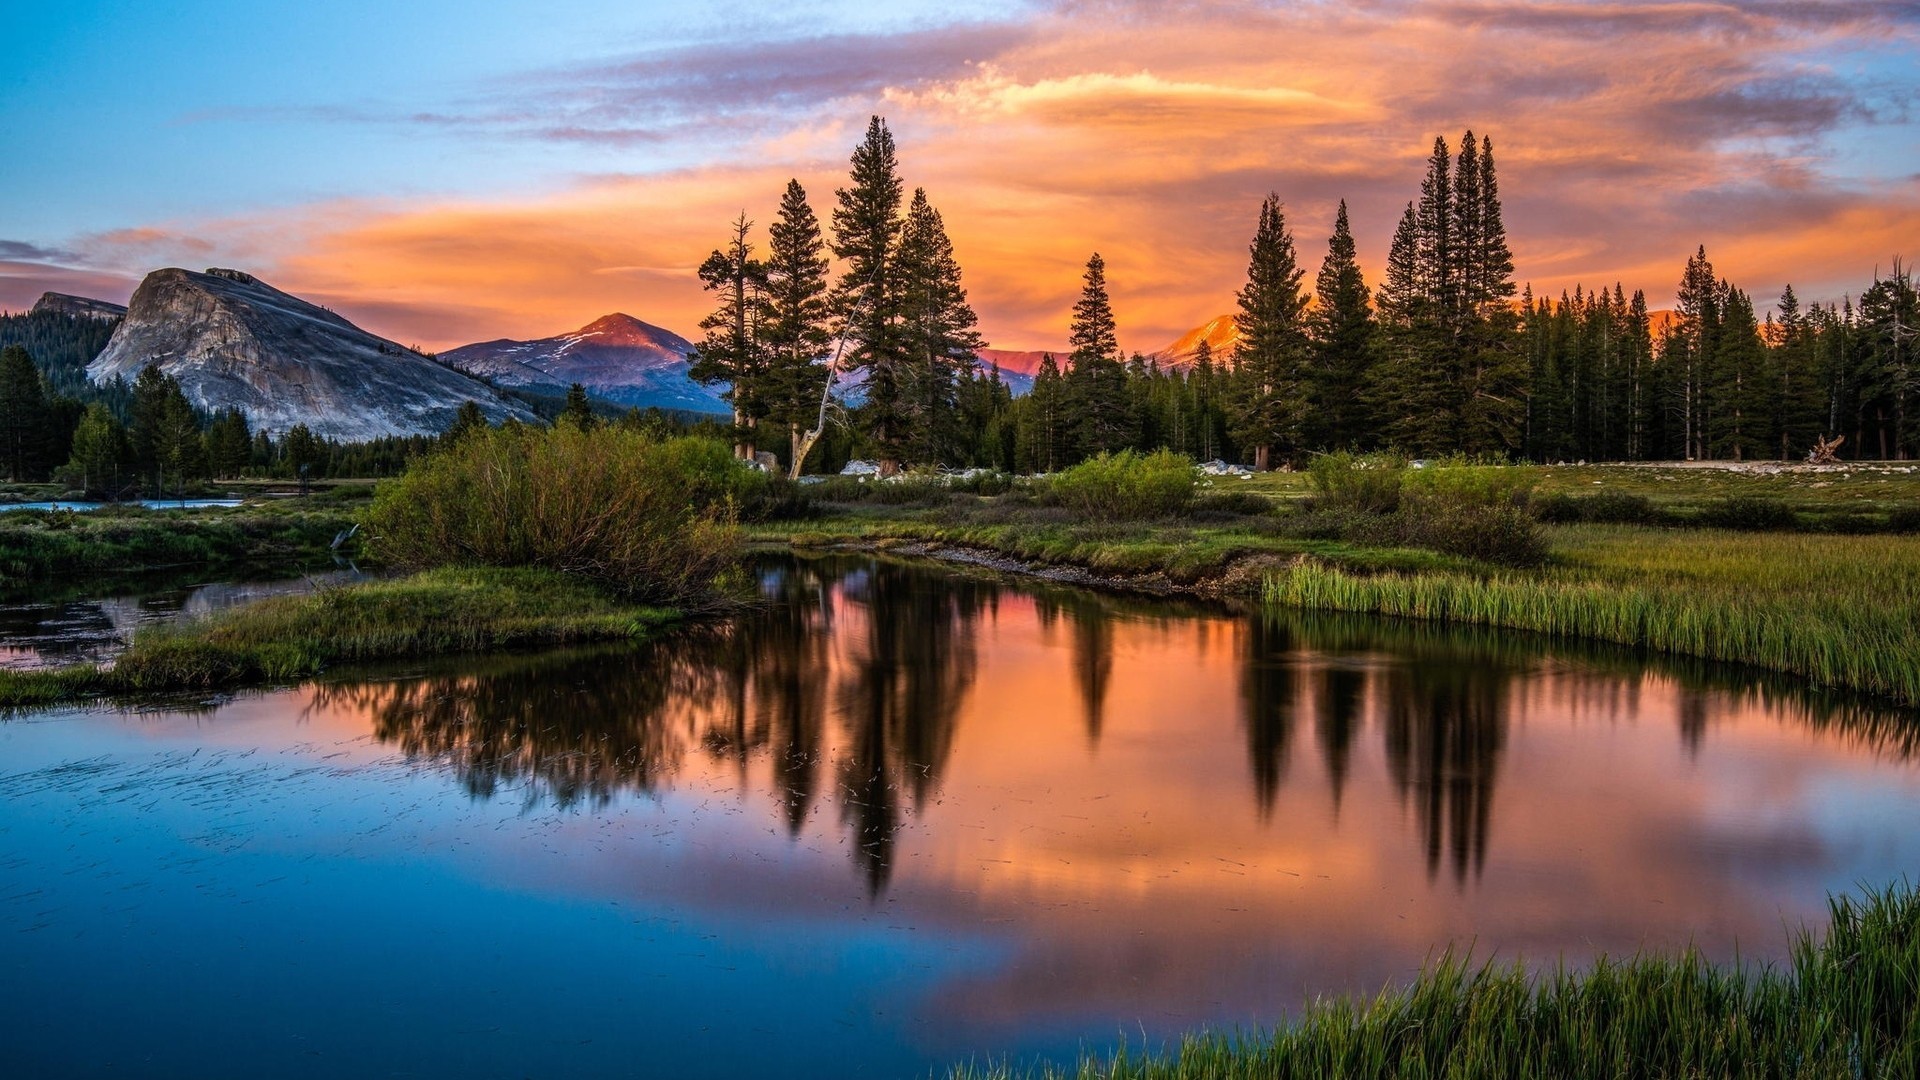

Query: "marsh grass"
<box><xmin>952</xmin><ymin>882</ymin><xmax>1920</xmax><ymax>1079</ymax></box>
<box><xmin>0</xmin><ymin>501</ymin><xmax>354</xmax><ymax>590</ymax></box>
<box><xmin>1265</xmin><ymin>526</ymin><xmax>1920</xmax><ymax>706</ymax></box>
<box><xmin>0</xmin><ymin>567</ymin><xmax>677</xmax><ymax>707</ymax></box>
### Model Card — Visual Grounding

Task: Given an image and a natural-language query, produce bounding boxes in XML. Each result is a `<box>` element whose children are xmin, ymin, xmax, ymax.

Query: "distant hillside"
<box><xmin>1153</xmin><ymin>315</ymin><xmax>1240</xmax><ymax>366</ymax></box>
<box><xmin>0</xmin><ymin>307</ymin><xmax>122</xmax><ymax>405</ymax></box>
<box><xmin>32</xmin><ymin>292</ymin><xmax>127</xmax><ymax>321</ymax></box>
<box><xmin>443</xmin><ymin>313</ymin><xmax>729</xmax><ymax>415</ymax></box>
<box><xmin>88</xmin><ymin>268</ymin><xmax>535</xmax><ymax>440</ymax></box>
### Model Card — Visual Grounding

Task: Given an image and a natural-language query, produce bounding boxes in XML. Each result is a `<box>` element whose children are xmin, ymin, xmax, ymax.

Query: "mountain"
<box><xmin>32</xmin><ymin>292</ymin><xmax>126</xmax><ymax>321</ymax></box>
<box><xmin>87</xmin><ymin>268</ymin><xmax>535</xmax><ymax>441</ymax></box>
<box><xmin>1153</xmin><ymin>315</ymin><xmax>1240</xmax><ymax>366</ymax></box>
<box><xmin>442</xmin><ymin>314</ymin><xmax>729</xmax><ymax>415</ymax></box>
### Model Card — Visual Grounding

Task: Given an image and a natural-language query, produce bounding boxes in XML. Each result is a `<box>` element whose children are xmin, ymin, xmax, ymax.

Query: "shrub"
<box><xmin>1402</xmin><ymin>463</ymin><xmax>1535</xmax><ymax>512</ymax></box>
<box><xmin>1533</xmin><ymin>491</ymin><xmax>1666</xmax><ymax>525</ymax></box>
<box><xmin>1888</xmin><ymin>505</ymin><xmax>1920</xmax><ymax>534</ymax></box>
<box><xmin>1402</xmin><ymin>505</ymin><xmax>1550</xmax><ymax>567</ymax></box>
<box><xmin>1047</xmin><ymin>450</ymin><xmax>1197</xmax><ymax>521</ymax></box>
<box><xmin>1189</xmin><ymin>491</ymin><xmax>1275</xmax><ymax>517</ymax></box>
<box><xmin>1698</xmin><ymin>495</ymin><xmax>1799</xmax><ymax>531</ymax></box>
<box><xmin>365</xmin><ymin>425</ymin><xmax>742</xmax><ymax>603</ymax></box>
<box><xmin>1308</xmin><ymin>452</ymin><xmax>1406</xmax><ymax>513</ymax></box>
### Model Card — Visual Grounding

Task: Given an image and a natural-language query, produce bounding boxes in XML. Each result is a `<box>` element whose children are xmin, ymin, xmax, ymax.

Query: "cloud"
<box><xmin>13</xmin><ymin>0</ymin><xmax>1919</xmax><ymax>348</ymax></box>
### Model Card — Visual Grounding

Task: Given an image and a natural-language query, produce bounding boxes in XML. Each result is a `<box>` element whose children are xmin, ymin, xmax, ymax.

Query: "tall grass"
<box><xmin>1265</xmin><ymin>526</ymin><xmax>1920</xmax><ymax>706</ymax></box>
<box><xmin>366</xmin><ymin>425</ymin><xmax>746</xmax><ymax>602</ymax></box>
<box><xmin>952</xmin><ymin>881</ymin><xmax>1920</xmax><ymax>1079</ymax></box>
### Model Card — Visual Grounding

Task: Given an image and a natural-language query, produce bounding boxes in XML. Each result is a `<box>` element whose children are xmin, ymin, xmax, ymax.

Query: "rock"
<box><xmin>86</xmin><ymin>268</ymin><xmax>534</xmax><ymax>441</ymax></box>
<box><xmin>839</xmin><ymin>460</ymin><xmax>881</xmax><ymax>477</ymax></box>
<box><xmin>441</xmin><ymin>313</ymin><xmax>729</xmax><ymax>415</ymax></box>
<box><xmin>31</xmin><ymin>292</ymin><xmax>127</xmax><ymax>320</ymax></box>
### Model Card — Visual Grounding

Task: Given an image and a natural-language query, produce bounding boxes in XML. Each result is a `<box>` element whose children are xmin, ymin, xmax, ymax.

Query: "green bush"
<box><xmin>365</xmin><ymin>425</ymin><xmax>742</xmax><ymax>603</ymax></box>
<box><xmin>1047</xmin><ymin>450</ymin><xmax>1197</xmax><ymax>521</ymax></box>
<box><xmin>1308</xmin><ymin>452</ymin><xmax>1406</xmax><ymax>513</ymax></box>
<box><xmin>1698</xmin><ymin>495</ymin><xmax>1799</xmax><ymax>531</ymax></box>
<box><xmin>1888</xmin><ymin>505</ymin><xmax>1920</xmax><ymax>534</ymax></box>
<box><xmin>1534</xmin><ymin>491</ymin><xmax>1667</xmax><ymax>525</ymax></box>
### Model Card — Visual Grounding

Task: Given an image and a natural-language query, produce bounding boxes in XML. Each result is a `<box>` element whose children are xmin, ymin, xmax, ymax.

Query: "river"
<box><xmin>2</xmin><ymin>551</ymin><xmax>1917</xmax><ymax>1078</ymax></box>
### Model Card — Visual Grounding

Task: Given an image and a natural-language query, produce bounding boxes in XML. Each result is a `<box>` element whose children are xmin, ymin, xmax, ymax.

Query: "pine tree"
<box><xmin>207</xmin><ymin>408</ymin><xmax>252</xmax><ymax>478</ymax></box>
<box><xmin>896</xmin><ymin>188</ymin><xmax>986</xmax><ymax>465</ymax></box>
<box><xmin>1707</xmin><ymin>287</ymin><xmax>1768</xmax><ymax>460</ymax></box>
<box><xmin>0</xmin><ymin>344</ymin><xmax>50</xmax><ymax>481</ymax></box>
<box><xmin>1228</xmin><ymin>194</ymin><xmax>1310</xmax><ymax>469</ymax></box>
<box><xmin>1416</xmin><ymin>137</ymin><xmax>1454</xmax><ymax>321</ymax></box>
<box><xmin>688</xmin><ymin>213</ymin><xmax>769</xmax><ymax>459</ymax></box>
<box><xmin>1673</xmin><ymin>247</ymin><xmax>1722</xmax><ymax>459</ymax></box>
<box><xmin>831</xmin><ymin>116</ymin><xmax>910</xmax><ymax>472</ymax></box>
<box><xmin>1469</xmin><ymin>135</ymin><xmax>1516</xmax><ymax>316</ymax></box>
<box><xmin>1306</xmin><ymin>200</ymin><xmax>1375</xmax><ymax>448</ymax></box>
<box><xmin>1068</xmin><ymin>253</ymin><xmax>1132</xmax><ymax>455</ymax></box>
<box><xmin>444</xmin><ymin>401</ymin><xmax>488</xmax><ymax>445</ymax></box>
<box><xmin>154</xmin><ymin>388</ymin><xmax>206</xmax><ymax>495</ymax></box>
<box><xmin>64</xmin><ymin>402</ymin><xmax>128</xmax><ymax>495</ymax></box>
<box><xmin>561</xmin><ymin>383</ymin><xmax>596</xmax><ymax>429</ymax></box>
<box><xmin>761</xmin><ymin>179</ymin><xmax>834</xmax><ymax>469</ymax></box>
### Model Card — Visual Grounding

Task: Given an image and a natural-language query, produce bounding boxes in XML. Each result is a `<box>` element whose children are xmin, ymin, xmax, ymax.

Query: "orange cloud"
<box><xmin>32</xmin><ymin>0</ymin><xmax>1919</xmax><ymax>351</ymax></box>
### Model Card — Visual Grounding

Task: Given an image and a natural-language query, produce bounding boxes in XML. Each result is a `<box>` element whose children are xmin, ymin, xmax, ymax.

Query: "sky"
<box><xmin>2</xmin><ymin>0</ymin><xmax>1916</xmax><ymax>351</ymax></box>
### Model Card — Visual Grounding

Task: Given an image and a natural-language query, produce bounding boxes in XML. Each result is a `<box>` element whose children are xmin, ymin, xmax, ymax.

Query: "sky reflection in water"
<box><xmin>3</xmin><ymin>552</ymin><xmax>1918</xmax><ymax>1079</ymax></box>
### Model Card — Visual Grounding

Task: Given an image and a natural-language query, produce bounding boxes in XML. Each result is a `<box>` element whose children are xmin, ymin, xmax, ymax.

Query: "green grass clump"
<box><xmin>952</xmin><ymin>881</ymin><xmax>1920</xmax><ymax>1079</ymax></box>
<box><xmin>0</xmin><ymin>567</ymin><xmax>677</xmax><ymax>707</ymax></box>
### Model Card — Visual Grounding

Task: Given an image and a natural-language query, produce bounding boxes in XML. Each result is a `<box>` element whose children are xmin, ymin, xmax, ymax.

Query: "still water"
<box><xmin>3</xmin><ymin>553</ymin><xmax>1918</xmax><ymax>1078</ymax></box>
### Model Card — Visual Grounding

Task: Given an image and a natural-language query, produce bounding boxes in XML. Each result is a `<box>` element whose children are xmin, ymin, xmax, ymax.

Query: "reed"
<box><xmin>951</xmin><ymin>881</ymin><xmax>1920</xmax><ymax>1079</ymax></box>
<box><xmin>1263</xmin><ymin>525</ymin><xmax>1920</xmax><ymax>706</ymax></box>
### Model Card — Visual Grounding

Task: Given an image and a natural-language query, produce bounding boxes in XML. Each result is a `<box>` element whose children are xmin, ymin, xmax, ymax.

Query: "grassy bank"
<box><xmin>0</xmin><ymin>567</ymin><xmax>678</xmax><ymax>708</ymax></box>
<box><xmin>1267</xmin><ymin>525</ymin><xmax>1920</xmax><ymax>706</ymax></box>
<box><xmin>763</xmin><ymin>462</ymin><xmax>1920</xmax><ymax>706</ymax></box>
<box><xmin>952</xmin><ymin>883</ymin><xmax>1920</xmax><ymax>1079</ymax></box>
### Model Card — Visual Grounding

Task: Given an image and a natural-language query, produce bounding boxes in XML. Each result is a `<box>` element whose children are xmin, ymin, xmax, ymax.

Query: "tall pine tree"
<box><xmin>830</xmin><ymin>116</ymin><xmax>910</xmax><ymax>472</ymax></box>
<box><xmin>1306</xmin><ymin>200</ymin><xmax>1375</xmax><ymax>449</ymax></box>
<box><xmin>688</xmin><ymin>213</ymin><xmax>769</xmax><ymax>459</ymax></box>
<box><xmin>1228</xmin><ymin>194</ymin><xmax>1310</xmax><ymax>470</ymax></box>
<box><xmin>761</xmin><ymin>179</ymin><xmax>834</xmax><ymax>471</ymax></box>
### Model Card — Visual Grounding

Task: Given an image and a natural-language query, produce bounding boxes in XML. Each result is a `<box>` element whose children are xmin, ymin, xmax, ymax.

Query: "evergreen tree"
<box><xmin>1228</xmin><ymin>194</ymin><xmax>1310</xmax><ymax>469</ymax></box>
<box><xmin>688</xmin><ymin>213</ymin><xmax>769</xmax><ymax>459</ymax></box>
<box><xmin>1706</xmin><ymin>288</ymin><xmax>1769</xmax><ymax>460</ymax></box>
<box><xmin>761</xmin><ymin>178</ymin><xmax>834</xmax><ymax>469</ymax></box>
<box><xmin>64</xmin><ymin>403</ymin><xmax>129</xmax><ymax>495</ymax></box>
<box><xmin>154</xmin><ymin>389</ymin><xmax>206</xmax><ymax>495</ymax></box>
<box><xmin>285</xmin><ymin>423</ymin><xmax>323</xmax><ymax>489</ymax></box>
<box><xmin>1014</xmin><ymin>353</ymin><xmax>1071</xmax><ymax>472</ymax></box>
<box><xmin>1067</xmin><ymin>254</ymin><xmax>1132</xmax><ymax>455</ymax></box>
<box><xmin>1306</xmin><ymin>200</ymin><xmax>1375</xmax><ymax>448</ymax></box>
<box><xmin>1857</xmin><ymin>261</ymin><xmax>1917</xmax><ymax>460</ymax></box>
<box><xmin>896</xmin><ymin>188</ymin><xmax>986</xmax><ymax>465</ymax></box>
<box><xmin>0</xmin><ymin>344</ymin><xmax>50</xmax><ymax>481</ymax></box>
<box><xmin>207</xmin><ymin>408</ymin><xmax>252</xmax><ymax>479</ymax></box>
<box><xmin>444</xmin><ymin>400</ymin><xmax>488</xmax><ymax>445</ymax></box>
<box><xmin>831</xmin><ymin>116</ymin><xmax>910</xmax><ymax>472</ymax></box>
<box><xmin>561</xmin><ymin>383</ymin><xmax>596</xmax><ymax>429</ymax></box>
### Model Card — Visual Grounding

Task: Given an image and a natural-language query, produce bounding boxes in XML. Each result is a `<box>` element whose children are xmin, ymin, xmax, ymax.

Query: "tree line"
<box><xmin>693</xmin><ymin>118</ymin><xmax>1917</xmax><ymax>470</ymax></box>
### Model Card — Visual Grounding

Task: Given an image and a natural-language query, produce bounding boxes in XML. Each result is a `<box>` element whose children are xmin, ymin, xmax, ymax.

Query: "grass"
<box><xmin>951</xmin><ymin>882</ymin><xmax>1920</xmax><ymax>1079</ymax></box>
<box><xmin>0</xmin><ymin>567</ymin><xmax>678</xmax><ymax>708</ymax></box>
<box><xmin>1266</xmin><ymin>525</ymin><xmax>1920</xmax><ymax>707</ymax></box>
<box><xmin>758</xmin><ymin>464</ymin><xmax>1920</xmax><ymax>705</ymax></box>
<box><xmin>0</xmin><ymin>495</ymin><xmax>363</xmax><ymax>593</ymax></box>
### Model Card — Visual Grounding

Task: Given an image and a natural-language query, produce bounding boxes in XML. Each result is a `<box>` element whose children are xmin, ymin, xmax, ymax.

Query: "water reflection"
<box><xmin>307</xmin><ymin>553</ymin><xmax>1919</xmax><ymax>902</ymax></box>
<box><xmin>9</xmin><ymin>551</ymin><xmax>1920</xmax><ymax>1079</ymax></box>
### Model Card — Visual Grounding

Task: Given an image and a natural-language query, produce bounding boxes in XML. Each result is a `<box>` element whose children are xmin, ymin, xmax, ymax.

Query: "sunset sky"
<box><xmin>3</xmin><ymin>0</ymin><xmax>1915</xmax><ymax>351</ymax></box>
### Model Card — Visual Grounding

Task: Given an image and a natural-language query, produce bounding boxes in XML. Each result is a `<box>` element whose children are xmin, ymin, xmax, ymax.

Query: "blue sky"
<box><xmin>4</xmin><ymin>0</ymin><xmax>1916</xmax><ymax>349</ymax></box>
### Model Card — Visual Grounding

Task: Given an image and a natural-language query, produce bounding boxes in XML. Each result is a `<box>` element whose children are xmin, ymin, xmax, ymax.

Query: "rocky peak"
<box><xmin>31</xmin><ymin>292</ymin><xmax>127</xmax><ymax>321</ymax></box>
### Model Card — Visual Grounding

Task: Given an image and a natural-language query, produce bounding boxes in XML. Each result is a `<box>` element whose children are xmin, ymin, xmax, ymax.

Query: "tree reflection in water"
<box><xmin>314</xmin><ymin>554</ymin><xmax>1920</xmax><ymax>898</ymax></box>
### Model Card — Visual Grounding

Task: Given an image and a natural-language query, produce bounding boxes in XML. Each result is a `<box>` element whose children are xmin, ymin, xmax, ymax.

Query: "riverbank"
<box><xmin>755</xmin><ymin>463</ymin><xmax>1920</xmax><ymax>707</ymax></box>
<box><xmin>0</xmin><ymin>491</ymin><xmax>363</xmax><ymax>594</ymax></box>
<box><xmin>0</xmin><ymin>567</ymin><xmax>679</xmax><ymax>708</ymax></box>
<box><xmin>949</xmin><ymin>882</ymin><xmax>1920</xmax><ymax>1079</ymax></box>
